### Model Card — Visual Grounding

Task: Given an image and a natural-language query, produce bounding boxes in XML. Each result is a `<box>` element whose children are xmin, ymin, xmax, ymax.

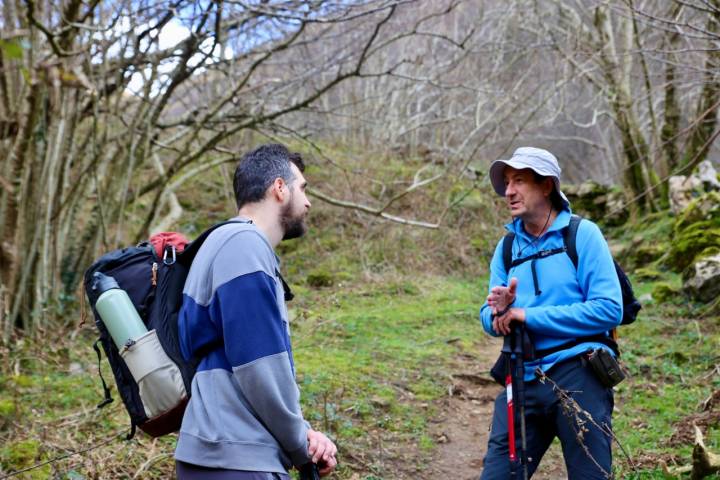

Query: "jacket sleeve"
<box><xmin>524</xmin><ymin>220</ymin><xmax>622</xmax><ymax>337</ymax></box>
<box><xmin>211</xmin><ymin>233</ymin><xmax>311</xmax><ymax>467</ymax></box>
<box><xmin>479</xmin><ymin>238</ymin><xmax>507</xmax><ymax>337</ymax></box>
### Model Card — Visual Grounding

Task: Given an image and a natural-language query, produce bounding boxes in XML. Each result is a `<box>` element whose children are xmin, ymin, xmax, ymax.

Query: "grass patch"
<box><xmin>291</xmin><ymin>276</ymin><xmax>484</xmax><ymax>475</ymax></box>
<box><xmin>0</xmin><ymin>275</ymin><xmax>487</xmax><ymax>479</ymax></box>
<box><xmin>612</xmin><ymin>280</ymin><xmax>720</xmax><ymax>478</ymax></box>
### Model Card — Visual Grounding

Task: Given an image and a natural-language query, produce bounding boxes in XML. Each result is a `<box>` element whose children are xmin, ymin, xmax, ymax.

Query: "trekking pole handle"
<box><xmin>299</xmin><ymin>462</ymin><xmax>321</xmax><ymax>480</ymax></box>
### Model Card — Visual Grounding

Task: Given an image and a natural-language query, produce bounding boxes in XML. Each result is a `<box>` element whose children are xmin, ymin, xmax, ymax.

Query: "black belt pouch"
<box><xmin>587</xmin><ymin>348</ymin><xmax>626</xmax><ymax>388</ymax></box>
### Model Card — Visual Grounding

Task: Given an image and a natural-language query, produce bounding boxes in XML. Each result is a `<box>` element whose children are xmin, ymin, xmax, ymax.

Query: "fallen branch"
<box><xmin>692</xmin><ymin>424</ymin><xmax>720</xmax><ymax>480</ymax></box>
<box><xmin>309</xmin><ymin>188</ymin><xmax>440</xmax><ymax>228</ymax></box>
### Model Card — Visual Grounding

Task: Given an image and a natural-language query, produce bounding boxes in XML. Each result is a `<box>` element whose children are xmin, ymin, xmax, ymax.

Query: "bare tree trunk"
<box><xmin>660</xmin><ymin>2</ymin><xmax>683</xmax><ymax>179</ymax></box>
<box><xmin>595</xmin><ymin>4</ymin><xmax>655</xmax><ymax>211</ymax></box>
<box><xmin>682</xmin><ymin>1</ymin><xmax>720</xmax><ymax>168</ymax></box>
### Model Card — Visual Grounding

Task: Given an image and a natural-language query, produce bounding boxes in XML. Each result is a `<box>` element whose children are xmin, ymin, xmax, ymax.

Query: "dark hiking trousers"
<box><xmin>479</xmin><ymin>355</ymin><xmax>614</xmax><ymax>480</ymax></box>
<box><xmin>176</xmin><ymin>461</ymin><xmax>291</xmax><ymax>480</ymax></box>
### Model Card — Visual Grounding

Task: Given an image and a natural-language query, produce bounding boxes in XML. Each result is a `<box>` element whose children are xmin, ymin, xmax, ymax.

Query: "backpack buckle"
<box><xmin>163</xmin><ymin>245</ymin><xmax>176</xmax><ymax>265</ymax></box>
<box><xmin>537</xmin><ymin>246</ymin><xmax>567</xmax><ymax>258</ymax></box>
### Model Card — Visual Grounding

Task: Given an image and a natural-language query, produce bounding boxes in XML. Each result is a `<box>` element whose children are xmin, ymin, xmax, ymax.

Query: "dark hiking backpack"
<box><xmin>501</xmin><ymin>214</ymin><xmax>641</xmax><ymax>328</ymax></box>
<box><xmin>84</xmin><ymin>221</ymin><xmax>243</xmax><ymax>439</ymax></box>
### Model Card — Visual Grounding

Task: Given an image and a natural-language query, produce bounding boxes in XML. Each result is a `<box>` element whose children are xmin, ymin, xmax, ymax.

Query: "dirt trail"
<box><xmin>423</xmin><ymin>337</ymin><xmax>565</xmax><ymax>480</ymax></box>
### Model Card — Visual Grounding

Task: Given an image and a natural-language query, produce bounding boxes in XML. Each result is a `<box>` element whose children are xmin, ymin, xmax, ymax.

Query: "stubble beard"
<box><xmin>280</xmin><ymin>198</ymin><xmax>307</xmax><ymax>241</ymax></box>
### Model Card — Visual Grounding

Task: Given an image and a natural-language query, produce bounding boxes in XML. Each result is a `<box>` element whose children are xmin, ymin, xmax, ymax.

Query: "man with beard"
<box><xmin>174</xmin><ymin>144</ymin><xmax>337</xmax><ymax>479</ymax></box>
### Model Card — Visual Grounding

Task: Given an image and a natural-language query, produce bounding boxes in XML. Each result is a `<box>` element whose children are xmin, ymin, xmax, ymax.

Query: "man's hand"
<box><xmin>487</xmin><ymin>277</ymin><xmax>518</xmax><ymax>316</ymax></box>
<box><xmin>307</xmin><ymin>429</ymin><xmax>337</xmax><ymax>476</ymax></box>
<box><xmin>492</xmin><ymin>307</ymin><xmax>526</xmax><ymax>336</ymax></box>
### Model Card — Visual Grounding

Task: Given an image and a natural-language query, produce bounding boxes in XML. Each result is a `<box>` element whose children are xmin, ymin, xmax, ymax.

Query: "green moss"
<box><xmin>0</xmin><ymin>439</ymin><xmax>50</xmax><ymax>479</ymax></box>
<box><xmin>564</xmin><ymin>181</ymin><xmax>610</xmax><ymax>219</ymax></box>
<box><xmin>633</xmin><ymin>267</ymin><xmax>662</xmax><ymax>281</ymax></box>
<box><xmin>9</xmin><ymin>375</ymin><xmax>33</xmax><ymax>388</ymax></box>
<box><xmin>0</xmin><ymin>398</ymin><xmax>14</xmax><ymax>414</ymax></box>
<box><xmin>697</xmin><ymin>246</ymin><xmax>720</xmax><ymax>260</ymax></box>
<box><xmin>673</xmin><ymin>191</ymin><xmax>720</xmax><ymax>232</ymax></box>
<box><xmin>651</xmin><ymin>282</ymin><xmax>681</xmax><ymax>303</ymax></box>
<box><xmin>0</xmin><ymin>398</ymin><xmax>16</xmax><ymax>431</ymax></box>
<box><xmin>306</xmin><ymin>269</ymin><xmax>334</xmax><ymax>288</ymax></box>
<box><xmin>627</xmin><ymin>244</ymin><xmax>665</xmax><ymax>269</ymax></box>
<box><xmin>666</xmin><ymin>222</ymin><xmax>720</xmax><ymax>272</ymax></box>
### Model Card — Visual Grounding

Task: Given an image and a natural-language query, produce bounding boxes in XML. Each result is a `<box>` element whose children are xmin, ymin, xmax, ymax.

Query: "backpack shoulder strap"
<box><xmin>562</xmin><ymin>214</ymin><xmax>582</xmax><ymax>269</ymax></box>
<box><xmin>502</xmin><ymin>232</ymin><xmax>514</xmax><ymax>273</ymax></box>
<box><xmin>179</xmin><ymin>220</ymin><xmax>249</xmax><ymax>265</ymax></box>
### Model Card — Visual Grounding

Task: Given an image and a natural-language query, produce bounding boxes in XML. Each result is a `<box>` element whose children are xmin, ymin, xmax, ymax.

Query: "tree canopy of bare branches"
<box><xmin>0</xmin><ymin>0</ymin><xmax>472</xmax><ymax>338</ymax></box>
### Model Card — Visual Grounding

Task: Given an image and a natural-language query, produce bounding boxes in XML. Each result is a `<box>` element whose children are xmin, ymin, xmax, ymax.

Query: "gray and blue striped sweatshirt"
<box><xmin>174</xmin><ymin>219</ymin><xmax>311</xmax><ymax>473</ymax></box>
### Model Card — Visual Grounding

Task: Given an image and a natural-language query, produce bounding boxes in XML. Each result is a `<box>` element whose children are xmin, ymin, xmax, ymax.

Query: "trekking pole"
<box><xmin>501</xmin><ymin>328</ymin><xmax>521</xmax><ymax>479</ymax></box>
<box><xmin>299</xmin><ymin>462</ymin><xmax>320</xmax><ymax>480</ymax></box>
<box><xmin>503</xmin><ymin>323</ymin><xmax>529</xmax><ymax>480</ymax></box>
<box><xmin>512</xmin><ymin>324</ymin><xmax>529</xmax><ymax>480</ymax></box>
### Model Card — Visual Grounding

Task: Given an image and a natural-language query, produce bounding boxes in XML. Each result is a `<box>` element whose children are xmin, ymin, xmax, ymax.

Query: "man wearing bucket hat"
<box><xmin>478</xmin><ymin>147</ymin><xmax>622</xmax><ymax>479</ymax></box>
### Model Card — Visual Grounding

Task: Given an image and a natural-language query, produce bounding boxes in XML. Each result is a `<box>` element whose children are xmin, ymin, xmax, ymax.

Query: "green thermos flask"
<box><xmin>92</xmin><ymin>272</ymin><xmax>148</xmax><ymax>350</ymax></box>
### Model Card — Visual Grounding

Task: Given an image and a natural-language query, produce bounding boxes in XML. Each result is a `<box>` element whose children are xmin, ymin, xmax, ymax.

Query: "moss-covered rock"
<box><xmin>683</xmin><ymin>253</ymin><xmax>720</xmax><ymax>303</ymax></box>
<box><xmin>565</xmin><ymin>182</ymin><xmax>629</xmax><ymax>226</ymax></box>
<box><xmin>604</xmin><ymin>189</ymin><xmax>629</xmax><ymax>226</ymax></box>
<box><xmin>634</xmin><ymin>267</ymin><xmax>663</xmax><ymax>281</ymax></box>
<box><xmin>629</xmin><ymin>244</ymin><xmax>665</xmax><ymax>270</ymax></box>
<box><xmin>666</xmin><ymin>221</ymin><xmax>720</xmax><ymax>272</ymax></box>
<box><xmin>663</xmin><ymin>191</ymin><xmax>720</xmax><ymax>273</ymax></box>
<box><xmin>564</xmin><ymin>181</ymin><xmax>609</xmax><ymax>219</ymax></box>
<box><xmin>651</xmin><ymin>282</ymin><xmax>681</xmax><ymax>303</ymax></box>
<box><xmin>673</xmin><ymin>191</ymin><xmax>720</xmax><ymax>233</ymax></box>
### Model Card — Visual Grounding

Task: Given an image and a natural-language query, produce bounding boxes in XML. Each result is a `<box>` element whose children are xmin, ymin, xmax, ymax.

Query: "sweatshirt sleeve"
<box><xmin>523</xmin><ymin>220</ymin><xmax>623</xmax><ymax>337</ymax></box>
<box><xmin>479</xmin><ymin>238</ymin><xmax>507</xmax><ymax>337</ymax></box>
<box><xmin>210</xmin><ymin>232</ymin><xmax>311</xmax><ymax>467</ymax></box>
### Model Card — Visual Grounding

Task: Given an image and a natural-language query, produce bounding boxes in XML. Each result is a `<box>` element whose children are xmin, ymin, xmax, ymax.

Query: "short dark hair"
<box><xmin>532</xmin><ymin>172</ymin><xmax>564</xmax><ymax>211</ymax></box>
<box><xmin>233</xmin><ymin>144</ymin><xmax>305</xmax><ymax>209</ymax></box>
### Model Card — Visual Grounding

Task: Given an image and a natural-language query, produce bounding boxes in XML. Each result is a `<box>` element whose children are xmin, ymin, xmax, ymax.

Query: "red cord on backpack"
<box><xmin>149</xmin><ymin>232</ymin><xmax>189</xmax><ymax>258</ymax></box>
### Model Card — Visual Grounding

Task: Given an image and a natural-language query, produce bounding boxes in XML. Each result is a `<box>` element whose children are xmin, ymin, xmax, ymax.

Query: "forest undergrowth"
<box><xmin>1</xmin><ymin>148</ymin><xmax>718</xmax><ymax>479</ymax></box>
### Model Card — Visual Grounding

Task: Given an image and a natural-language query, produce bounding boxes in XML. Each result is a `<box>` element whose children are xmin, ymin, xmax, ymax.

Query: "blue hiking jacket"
<box><xmin>479</xmin><ymin>209</ymin><xmax>623</xmax><ymax>381</ymax></box>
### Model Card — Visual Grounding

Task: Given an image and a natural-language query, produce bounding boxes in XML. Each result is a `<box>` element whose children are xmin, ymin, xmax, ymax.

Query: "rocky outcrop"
<box><xmin>666</xmin><ymin>192</ymin><xmax>720</xmax><ymax>273</ymax></box>
<box><xmin>675</xmin><ymin>191</ymin><xmax>720</xmax><ymax>232</ymax></box>
<box><xmin>563</xmin><ymin>181</ymin><xmax>627</xmax><ymax>225</ymax></box>
<box><xmin>669</xmin><ymin>160</ymin><xmax>719</xmax><ymax>214</ymax></box>
<box><xmin>669</xmin><ymin>175</ymin><xmax>702</xmax><ymax>214</ymax></box>
<box><xmin>684</xmin><ymin>253</ymin><xmax>720</xmax><ymax>303</ymax></box>
<box><xmin>697</xmin><ymin>160</ymin><xmax>720</xmax><ymax>191</ymax></box>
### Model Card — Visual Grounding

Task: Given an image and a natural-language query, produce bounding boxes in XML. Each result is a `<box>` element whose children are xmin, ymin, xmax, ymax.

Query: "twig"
<box><xmin>132</xmin><ymin>452</ymin><xmax>173</xmax><ymax>479</ymax></box>
<box><xmin>536</xmin><ymin>367</ymin><xmax>637</xmax><ymax>475</ymax></box>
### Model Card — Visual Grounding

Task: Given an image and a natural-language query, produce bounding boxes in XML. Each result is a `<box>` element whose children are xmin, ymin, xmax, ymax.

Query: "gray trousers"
<box><xmin>176</xmin><ymin>461</ymin><xmax>291</xmax><ymax>480</ymax></box>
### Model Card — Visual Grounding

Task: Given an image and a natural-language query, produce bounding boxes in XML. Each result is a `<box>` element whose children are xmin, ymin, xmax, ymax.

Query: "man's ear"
<box><xmin>271</xmin><ymin>177</ymin><xmax>288</xmax><ymax>201</ymax></box>
<box><xmin>543</xmin><ymin>178</ymin><xmax>555</xmax><ymax>196</ymax></box>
